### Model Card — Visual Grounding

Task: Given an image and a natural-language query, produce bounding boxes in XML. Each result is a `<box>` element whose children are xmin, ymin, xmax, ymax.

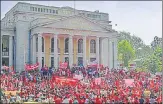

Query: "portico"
<box><xmin>31</xmin><ymin>15</ymin><xmax>118</xmax><ymax>69</ymax></box>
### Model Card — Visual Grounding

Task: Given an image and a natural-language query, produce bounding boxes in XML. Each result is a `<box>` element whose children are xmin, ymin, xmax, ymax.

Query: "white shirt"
<box><xmin>62</xmin><ymin>98</ymin><xmax>69</xmax><ymax>103</ymax></box>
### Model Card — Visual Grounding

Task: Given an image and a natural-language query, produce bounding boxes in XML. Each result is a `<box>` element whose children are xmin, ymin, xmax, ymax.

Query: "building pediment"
<box><xmin>42</xmin><ymin>15</ymin><xmax>113</xmax><ymax>32</ymax></box>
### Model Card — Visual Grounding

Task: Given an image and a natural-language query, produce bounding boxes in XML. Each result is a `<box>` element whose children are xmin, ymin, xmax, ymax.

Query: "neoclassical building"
<box><xmin>1</xmin><ymin>2</ymin><xmax>118</xmax><ymax>72</ymax></box>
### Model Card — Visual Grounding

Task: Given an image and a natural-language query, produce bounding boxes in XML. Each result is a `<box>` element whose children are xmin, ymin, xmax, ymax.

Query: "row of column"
<box><xmin>2</xmin><ymin>35</ymin><xmax>117</xmax><ymax>69</ymax></box>
<box><xmin>32</xmin><ymin>33</ymin><xmax>114</xmax><ymax>69</ymax></box>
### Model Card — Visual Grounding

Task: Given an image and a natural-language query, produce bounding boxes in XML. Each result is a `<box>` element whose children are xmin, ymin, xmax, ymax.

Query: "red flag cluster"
<box><xmin>25</xmin><ymin>63</ymin><xmax>39</xmax><ymax>71</ymax></box>
<box><xmin>87</xmin><ymin>64</ymin><xmax>103</xmax><ymax>69</ymax></box>
<box><xmin>55</xmin><ymin>77</ymin><xmax>78</xmax><ymax>86</ymax></box>
<box><xmin>59</xmin><ymin>62</ymin><xmax>68</xmax><ymax>69</ymax></box>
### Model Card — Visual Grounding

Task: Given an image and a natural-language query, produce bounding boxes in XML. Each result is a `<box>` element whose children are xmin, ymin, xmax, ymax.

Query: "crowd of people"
<box><xmin>0</xmin><ymin>66</ymin><xmax>162</xmax><ymax>103</ymax></box>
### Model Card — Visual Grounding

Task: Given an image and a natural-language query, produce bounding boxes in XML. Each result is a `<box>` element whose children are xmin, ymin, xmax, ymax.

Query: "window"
<box><xmin>57</xmin><ymin>39</ymin><xmax>59</xmax><ymax>53</ymax></box>
<box><xmin>30</xmin><ymin>7</ymin><xmax>34</xmax><ymax>11</ymax></box>
<box><xmin>65</xmin><ymin>57</ymin><xmax>69</xmax><ymax>63</ymax></box>
<box><xmin>90</xmin><ymin>39</ymin><xmax>96</xmax><ymax>53</ymax></box>
<box><xmin>36</xmin><ymin>37</ymin><xmax>38</xmax><ymax>52</ymax></box>
<box><xmin>78</xmin><ymin>39</ymin><xmax>83</xmax><ymax>53</ymax></box>
<box><xmin>36</xmin><ymin>57</ymin><xmax>38</xmax><ymax>63</ymax></box>
<box><xmin>41</xmin><ymin>8</ymin><xmax>43</xmax><ymax>12</ymax></box>
<box><xmin>42</xmin><ymin>37</ymin><xmax>44</xmax><ymax>52</ymax></box>
<box><xmin>43</xmin><ymin>8</ymin><xmax>45</xmax><ymax>12</ymax></box>
<box><xmin>51</xmin><ymin>38</ymin><xmax>59</xmax><ymax>53</ymax></box>
<box><xmin>51</xmin><ymin>57</ymin><xmax>54</xmax><ymax>67</ymax></box>
<box><xmin>38</xmin><ymin>8</ymin><xmax>40</xmax><ymax>12</ymax></box>
<box><xmin>65</xmin><ymin>38</ymin><xmax>69</xmax><ymax>53</ymax></box>
<box><xmin>112</xmin><ymin>42</ymin><xmax>114</xmax><ymax>68</ymax></box>
<box><xmin>51</xmin><ymin>38</ymin><xmax>54</xmax><ymax>52</ymax></box>
<box><xmin>46</xmin><ymin>9</ymin><xmax>48</xmax><ymax>13</ymax></box>
<box><xmin>78</xmin><ymin>57</ymin><xmax>83</xmax><ymax>66</ymax></box>
<box><xmin>53</xmin><ymin>10</ymin><xmax>55</xmax><ymax>13</ymax></box>
<box><xmin>35</xmin><ymin>7</ymin><xmax>37</xmax><ymax>11</ymax></box>
<box><xmin>49</xmin><ymin>9</ymin><xmax>51</xmax><ymax>13</ymax></box>
<box><xmin>42</xmin><ymin>57</ymin><xmax>44</xmax><ymax>67</ymax></box>
<box><xmin>56</xmin><ymin>10</ymin><xmax>58</xmax><ymax>14</ymax></box>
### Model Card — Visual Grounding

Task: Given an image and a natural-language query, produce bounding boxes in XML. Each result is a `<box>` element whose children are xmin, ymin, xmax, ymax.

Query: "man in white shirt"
<box><xmin>62</xmin><ymin>96</ymin><xmax>70</xmax><ymax>103</ymax></box>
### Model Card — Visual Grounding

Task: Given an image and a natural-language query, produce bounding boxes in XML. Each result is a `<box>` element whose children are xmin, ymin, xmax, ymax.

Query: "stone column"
<box><xmin>109</xmin><ymin>38</ymin><xmax>113</xmax><ymax>69</ymax></box>
<box><xmin>101</xmin><ymin>37</ymin><xmax>109</xmax><ymax>67</ymax></box>
<box><xmin>69</xmin><ymin>35</ymin><xmax>73</xmax><ymax>68</ymax></box>
<box><xmin>38</xmin><ymin>34</ymin><xmax>42</xmax><ymax>69</ymax></box>
<box><xmin>96</xmin><ymin>36</ymin><xmax>100</xmax><ymax>64</ymax></box>
<box><xmin>54</xmin><ymin>34</ymin><xmax>58</xmax><ymax>68</ymax></box>
<box><xmin>9</xmin><ymin>36</ymin><xmax>13</xmax><ymax>67</ymax></box>
<box><xmin>113</xmin><ymin>38</ymin><xmax>118</xmax><ymax>69</ymax></box>
<box><xmin>32</xmin><ymin>35</ymin><xmax>36</xmax><ymax>64</ymax></box>
<box><xmin>83</xmin><ymin>36</ymin><xmax>87</xmax><ymax>67</ymax></box>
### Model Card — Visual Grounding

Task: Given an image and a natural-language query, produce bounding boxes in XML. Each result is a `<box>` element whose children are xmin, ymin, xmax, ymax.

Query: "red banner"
<box><xmin>25</xmin><ymin>63</ymin><xmax>39</xmax><ymax>71</ymax></box>
<box><xmin>55</xmin><ymin>77</ymin><xmax>78</xmax><ymax>86</ymax></box>
<box><xmin>2</xmin><ymin>66</ymin><xmax>10</xmax><ymax>70</ymax></box>
<box><xmin>87</xmin><ymin>64</ymin><xmax>103</xmax><ymax>68</ymax></box>
<box><xmin>59</xmin><ymin>62</ymin><xmax>68</xmax><ymax>69</ymax></box>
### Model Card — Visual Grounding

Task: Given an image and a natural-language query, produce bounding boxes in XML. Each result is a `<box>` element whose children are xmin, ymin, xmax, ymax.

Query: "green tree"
<box><xmin>118</xmin><ymin>40</ymin><xmax>135</xmax><ymax>67</ymax></box>
<box><xmin>143</xmin><ymin>47</ymin><xmax>162</xmax><ymax>73</ymax></box>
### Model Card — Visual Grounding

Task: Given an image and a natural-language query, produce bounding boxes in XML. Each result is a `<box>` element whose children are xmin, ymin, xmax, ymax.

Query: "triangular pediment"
<box><xmin>42</xmin><ymin>15</ymin><xmax>112</xmax><ymax>32</ymax></box>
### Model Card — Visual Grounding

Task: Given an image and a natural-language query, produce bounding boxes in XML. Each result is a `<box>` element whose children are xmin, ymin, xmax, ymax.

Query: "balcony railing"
<box><xmin>2</xmin><ymin>52</ymin><xmax>9</xmax><ymax>56</ymax></box>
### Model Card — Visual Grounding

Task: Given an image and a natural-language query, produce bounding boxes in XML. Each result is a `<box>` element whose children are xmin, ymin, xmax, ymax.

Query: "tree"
<box><xmin>118</xmin><ymin>40</ymin><xmax>135</xmax><ymax>67</ymax></box>
<box><xmin>143</xmin><ymin>46</ymin><xmax>162</xmax><ymax>73</ymax></box>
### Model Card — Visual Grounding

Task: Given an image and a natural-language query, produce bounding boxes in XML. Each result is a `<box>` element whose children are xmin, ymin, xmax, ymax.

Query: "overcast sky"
<box><xmin>1</xmin><ymin>1</ymin><xmax>162</xmax><ymax>45</ymax></box>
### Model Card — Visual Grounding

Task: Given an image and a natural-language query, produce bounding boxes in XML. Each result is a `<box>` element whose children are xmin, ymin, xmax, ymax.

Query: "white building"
<box><xmin>1</xmin><ymin>2</ymin><xmax>118</xmax><ymax>72</ymax></box>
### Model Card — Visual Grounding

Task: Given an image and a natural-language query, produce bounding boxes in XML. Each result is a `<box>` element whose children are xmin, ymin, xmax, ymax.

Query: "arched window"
<box><xmin>57</xmin><ymin>39</ymin><xmax>59</xmax><ymax>53</ymax></box>
<box><xmin>90</xmin><ymin>39</ymin><xmax>96</xmax><ymax>53</ymax></box>
<box><xmin>78</xmin><ymin>39</ymin><xmax>83</xmax><ymax>53</ymax></box>
<box><xmin>36</xmin><ymin>37</ymin><xmax>38</xmax><ymax>52</ymax></box>
<box><xmin>42</xmin><ymin>37</ymin><xmax>44</xmax><ymax>52</ymax></box>
<box><xmin>65</xmin><ymin>38</ymin><xmax>69</xmax><ymax>53</ymax></box>
<box><xmin>51</xmin><ymin>38</ymin><xmax>59</xmax><ymax>53</ymax></box>
<box><xmin>51</xmin><ymin>38</ymin><xmax>54</xmax><ymax>52</ymax></box>
<box><xmin>42</xmin><ymin>57</ymin><xmax>44</xmax><ymax>67</ymax></box>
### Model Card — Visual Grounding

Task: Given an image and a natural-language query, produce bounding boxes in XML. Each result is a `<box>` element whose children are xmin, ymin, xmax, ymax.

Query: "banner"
<box><xmin>2</xmin><ymin>66</ymin><xmax>10</xmax><ymax>70</ymax></box>
<box><xmin>59</xmin><ymin>62</ymin><xmax>68</xmax><ymax>69</ymax></box>
<box><xmin>124</xmin><ymin>79</ymin><xmax>134</xmax><ymax>87</ymax></box>
<box><xmin>55</xmin><ymin>77</ymin><xmax>78</xmax><ymax>86</ymax></box>
<box><xmin>25</xmin><ymin>63</ymin><xmax>39</xmax><ymax>71</ymax></box>
<box><xmin>95</xmin><ymin>78</ymin><xmax>101</xmax><ymax>85</ymax></box>
<box><xmin>73</xmin><ymin>74</ymin><xmax>83</xmax><ymax>80</ymax></box>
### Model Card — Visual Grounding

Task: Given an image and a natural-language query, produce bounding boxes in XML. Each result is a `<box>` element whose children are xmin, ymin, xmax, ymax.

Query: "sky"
<box><xmin>1</xmin><ymin>1</ymin><xmax>162</xmax><ymax>45</ymax></box>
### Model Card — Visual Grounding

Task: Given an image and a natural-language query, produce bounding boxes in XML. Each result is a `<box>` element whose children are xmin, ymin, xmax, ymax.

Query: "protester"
<box><xmin>0</xmin><ymin>64</ymin><xmax>162</xmax><ymax>103</ymax></box>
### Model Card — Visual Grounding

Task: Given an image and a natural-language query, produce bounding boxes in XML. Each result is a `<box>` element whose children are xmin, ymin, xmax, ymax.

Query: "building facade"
<box><xmin>1</xmin><ymin>2</ymin><xmax>118</xmax><ymax>72</ymax></box>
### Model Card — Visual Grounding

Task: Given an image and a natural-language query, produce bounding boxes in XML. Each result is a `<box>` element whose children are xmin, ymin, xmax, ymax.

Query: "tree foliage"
<box><xmin>118</xmin><ymin>40</ymin><xmax>135</xmax><ymax>67</ymax></box>
<box><xmin>143</xmin><ymin>47</ymin><xmax>162</xmax><ymax>73</ymax></box>
<box><xmin>117</xmin><ymin>31</ymin><xmax>162</xmax><ymax>72</ymax></box>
